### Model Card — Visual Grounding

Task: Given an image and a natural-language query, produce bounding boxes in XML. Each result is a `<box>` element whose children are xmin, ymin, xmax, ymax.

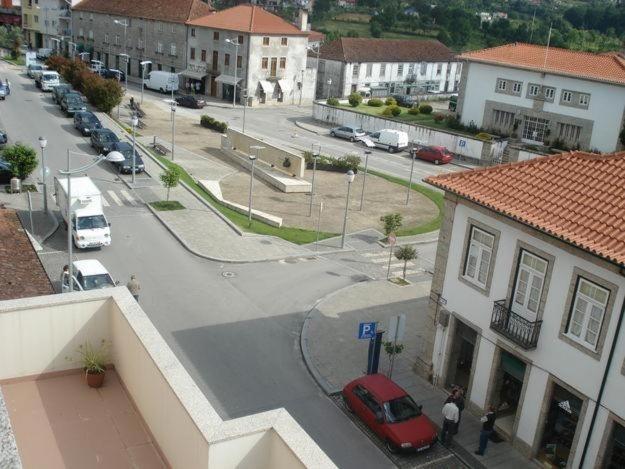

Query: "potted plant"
<box><xmin>76</xmin><ymin>340</ymin><xmax>109</xmax><ymax>388</ymax></box>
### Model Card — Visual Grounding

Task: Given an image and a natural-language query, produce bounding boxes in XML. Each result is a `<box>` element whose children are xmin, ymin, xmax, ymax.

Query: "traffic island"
<box><xmin>149</xmin><ymin>200</ymin><xmax>185</xmax><ymax>211</ymax></box>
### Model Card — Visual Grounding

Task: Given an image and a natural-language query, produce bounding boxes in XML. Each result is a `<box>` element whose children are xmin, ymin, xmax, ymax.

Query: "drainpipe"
<box><xmin>578</xmin><ymin>294</ymin><xmax>625</xmax><ymax>468</ymax></box>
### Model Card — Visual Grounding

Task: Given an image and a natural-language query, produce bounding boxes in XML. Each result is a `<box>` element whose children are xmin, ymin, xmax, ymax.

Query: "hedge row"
<box><xmin>303</xmin><ymin>151</ymin><xmax>360</xmax><ymax>173</ymax></box>
<box><xmin>200</xmin><ymin>115</ymin><xmax>228</xmax><ymax>133</ymax></box>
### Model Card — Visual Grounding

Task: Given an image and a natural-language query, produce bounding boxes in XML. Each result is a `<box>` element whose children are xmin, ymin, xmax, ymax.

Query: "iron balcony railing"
<box><xmin>490</xmin><ymin>300</ymin><xmax>542</xmax><ymax>350</ymax></box>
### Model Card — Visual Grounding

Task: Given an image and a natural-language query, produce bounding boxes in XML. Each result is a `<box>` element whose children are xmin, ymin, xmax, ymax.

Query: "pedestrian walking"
<box><xmin>440</xmin><ymin>399</ymin><xmax>459</xmax><ymax>445</ymax></box>
<box><xmin>475</xmin><ymin>405</ymin><xmax>497</xmax><ymax>456</ymax></box>
<box><xmin>60</xmin><ymin>265</ymin><xmax>69</xmax><ymax>292</ymax></box>
<box><xmin>126</xmin><ymin>274</ymin><xmax>140</xmax><ymax>302</ymax></box>
<box><xmin>454</xmin><ymin>387</ymin><xmax>465</xmax><ymax>428</ymax></box>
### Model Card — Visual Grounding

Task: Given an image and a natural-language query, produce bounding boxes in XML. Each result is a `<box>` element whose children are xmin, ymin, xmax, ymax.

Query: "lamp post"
<box><xmin>114</xmin><ymin>19</ymin><xmax>129</xmax><ymax>91</ymax></box>
<box><xmin>360</xmin><ymin>149</ymin><xmax>372</xmax><ymax>211</ymax></box>
<box><xmin>78</xmin><ymin>51</ymin><xmax>89</xmax><ymax>62</ymax></box>
<box><xmin>59</xmin><ymin>150</ymin><xmax>125</xmax><ymax>291</ymax></box>
<box><xmin>225</xmin><ymin>38</ymin><xmax>240</xmax><ymax>107</ymax></box>
<box><xmin>38</xmin><ymin>137</ymin><xmax>48</xmax><ymax>213</ymax></box>
<box><xmin>307</xmin><ymin>44</ymin><xmax>320</xmax><ymax>100</ymax></box>
<box><xmin>68</xmin><ymin>41</ymin><xmax>76</xmax><ymax>59</ymax></box>
<box><xmin>118</xmin><ymin>53</ymin><xmax>129</xmax><ymax>93</ymax></box>
<box><xmin>341</xmin><ymin>169</ymin><xmax>356</xmax><ymax>249</ymax></box>
<box><xmin>170</xmin><ymin>101</ymin><xmax>176</xmax><ymax>161</ymax></box>
<box><xmin>406</xmin><ymin>150</ymin><xmax>416</xmax><ymax>205</ymax></box>
<box><xmin>241</xmin><ymin>88</ymin><xmax>248</xmax><ymax>134</ymax></box>
<box><xmin>140</xmin><ymin>60</ymin><xmax>151</xmax><ymax>104</ymax></box>
<box><xmin>248</xmin><ymin>145</ymin><xmax>264</xmax><ymax>225</ymax></box>
<box><xmin>131</xmin><ymin>114</ymin><xmax>138</xmax><ymax>183</ymax></box>
<box><xmin>326</xmin><ymin>78</ymin><xmax>332</xmax><ymax>101</ymax></box>
<box><xmin>308</xmin><ymin>143</ymin><xmax>321</xmax><ymax>217</ymax></box>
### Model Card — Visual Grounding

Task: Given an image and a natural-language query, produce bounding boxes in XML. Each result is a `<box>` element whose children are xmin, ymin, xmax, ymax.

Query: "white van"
<box><xmin>361</xmin><ymin>129</ymin><xmax>409</xmax><ymax>153</ymax></box>
<box><xmin>144</xmin><ymin>71</ymin><xmax>179</xmax><ymax>93</ymax></box>
<box><xmin>61</xmin><ymin>259</ymin><xmax>117</xmax><ymax>292</ymax></box>
<box><xmin>39</xmin><ymin>71</ymin><xmax>60</xmax><ymax>91</ymax></box>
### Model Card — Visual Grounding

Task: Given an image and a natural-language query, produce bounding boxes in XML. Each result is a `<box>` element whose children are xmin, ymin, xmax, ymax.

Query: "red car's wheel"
<box><xmin>385</xmin><ymin>440</ymin><xmax>400</xmax><ymax>454</ymax></box>
<box><xmin>342</xmin><ymin>395</ymin><xmax>353</xmax><ymax>413</ymax></box>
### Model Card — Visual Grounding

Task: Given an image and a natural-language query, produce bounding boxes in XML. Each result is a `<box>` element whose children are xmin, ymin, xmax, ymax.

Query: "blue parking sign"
<box><xmin>358</xmin><ymin>322</ymin><xmax>377</xmax><ymax>339</ymax></box>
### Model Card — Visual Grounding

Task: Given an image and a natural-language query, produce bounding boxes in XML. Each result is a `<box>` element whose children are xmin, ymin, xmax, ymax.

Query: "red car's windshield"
<box><xmin>383</xmin><ymin>396</ymin><xmax>421</xmax><ymax>423</ymax></box>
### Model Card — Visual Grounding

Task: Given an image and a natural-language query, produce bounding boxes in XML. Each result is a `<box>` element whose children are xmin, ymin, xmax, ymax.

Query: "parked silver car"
<box><xmin>329</xmin><ymin>126</ymin><xmax>366</xmax><ymax>142</ymax></box>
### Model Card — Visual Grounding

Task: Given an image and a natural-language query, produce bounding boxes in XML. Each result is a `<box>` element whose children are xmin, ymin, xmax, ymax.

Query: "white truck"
<box><xmin>54</xmin><ymin>176</ymin><xmax>111</xmax><ymax>249</ymax></box>
<box><xmin>144</xmin><ymin>71</ymin><xmax>179</xmax><ymax>93</ymax></box>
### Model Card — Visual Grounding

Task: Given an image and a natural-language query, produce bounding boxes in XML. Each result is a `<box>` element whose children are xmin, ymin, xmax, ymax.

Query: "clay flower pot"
<box><xmin>85</xmin><ymin>369</ymin><xmax>105</xmax><ymax>388</ymax></box>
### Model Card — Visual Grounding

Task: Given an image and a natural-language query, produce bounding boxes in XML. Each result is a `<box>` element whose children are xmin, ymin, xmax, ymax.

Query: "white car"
<box><xmin>360</xmin><ymin>129</ymin><xmax>409</xmax><ymax>153</ymax></box>
<box><xmin>62</xmin><ymin>259</ymin><xmax>117</xmax><ymax>293</ymax></box>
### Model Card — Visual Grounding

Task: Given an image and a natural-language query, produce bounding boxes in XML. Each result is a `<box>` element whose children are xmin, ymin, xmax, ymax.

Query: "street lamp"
<box><xmin>359</xmin><ymin>148</ymin><xmax>373</xmax><ymax>211</ymax></box>
<box><xmin>225</xmin><ymin>38</ymin><xmax>240</xmax><ymax>108</ymax></box>
<box><xmin>68</xmin><ymin>41</ymin><xmax>76</xmax><ymax>59</ymax></box>
<box><xmin>58</xmin><ymin>150</ymin><xmax>125</xmax><ymax>291</ymax></box>
<box><xmin>240</xmin><ymin>88</ymin><xmax>248</xmax><ymax>133</ymax></box>
<box><xmin>308</xmin><ymin>143</ymin><xmax>321</xmax><ymax>217</ymax></box>
<box><xmin>248</xmin><ymin>145</ymin><xmax>264</xmax><ymax>225</ymax></box>
<box><xmin>140</xmin><ymin>60</ymin><xmax>151</xmax><ymax>104</ymax></box>
<box><xmin>307</xmin><ymin>44</ymin><xmax>320</xmax><ymax>100</ymax></box>
<box><xmin>341</xmin><ymin>169</ymin><xmax>356</xmax><ymax>249</ymax></box>
<box><xmin>38</xmin><ymin>137</ymin><xmax>48</xmax><ymax>213</ymax></box>
<box><xmin>326</xmin><ymin>78</ymin><xmax>332</xmax><ymax>101</ymax></box>
<box><xmin>131</xmin><ymin>114</ymin><xmax>138</xmax><ymax>183</ymax></box>
<box><xmin>406</xmin><ymin>149</ymin><xmax>416</xmax><ymax>205</ymax></box>
<box><xmin>170</xmin><ymin>100</ymin><xmax>176</xmax><ymax>160</ymax></box>
<box><xmin>118</xmin><ymin>53</ymin><xmax>129</xmax><ymax>92</ymax></box>
<box><xmin>114</xmin><ymin>19</ymin><xmax>129</xmax><ymax>91</ymax></box>
<box><xmin>78</xmin><ymin>51</ymin><xmax>89</xmax><ymax>62</ymax></box>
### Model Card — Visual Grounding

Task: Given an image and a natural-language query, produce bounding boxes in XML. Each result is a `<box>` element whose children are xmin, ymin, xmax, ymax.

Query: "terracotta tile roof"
<box><xmin>73</xmin><ymin>0</ymin><xmax>213</xmax><ymax>24</ymax></box>
<box><xmin>425</xmin><ymin>151</ymin><xmax>625</xmax><ymax>266</ymax></box>
<box><xmin>187</xmin><ymin>4</ymin><xmax>307</xmax><ymax>35</ymax></box>
<box><xmin>458</xmin><ymin>42</ymin><xmax>625</xmax><ymax>85</ymax></box>
<box><xmin>0</xmin><ymin>209</ymin><xmax>54</xmax><ymax>300</ymax></box>
<box><xmin>319</xmin><ymin>38</ymin><xmax>454</xmax><ymax>63</ymax></box>
<box><xmin>308</xmin><ymin>30</ymin><xmax>325</xmax><ymax>43</ymax></box>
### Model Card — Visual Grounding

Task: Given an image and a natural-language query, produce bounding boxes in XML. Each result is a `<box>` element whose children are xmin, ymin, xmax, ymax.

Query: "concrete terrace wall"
<box><xmin>313</xmin><ymin>102</ymin><xmax>507</xmax><ymax>164</ymax></box>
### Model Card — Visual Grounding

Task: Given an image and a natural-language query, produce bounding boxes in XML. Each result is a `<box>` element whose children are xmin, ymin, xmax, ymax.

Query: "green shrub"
<box><xmin>2</xmin><ymin>143</ymin><xmax>38</xmax><ymax>179</ymax></box>
<box><xmin>348</xmin><ymin>92</ymin><xmax>363</xmax><ymax>107</ymax></box>
<box><xmin>200</xmin><ymin>115</ymin><xmax>228</xmax><ymax>133</ymax></box>
<box><xmin>368</xmin><ymin>98</ymin><xmax>383</xmax><ymax>107</ymax></box>
<box><xmin>408</xmin><ymin>107</ymin><xmax>420</xmax><ymax>115</ymax></box>
<box><xmin>475</xmin><ymin>132</ymin><xmax>493</xmax><ymax>141</ymax></box>
<box><xmin>302</xmin><ymin>151</ymin><xmax>360</xmax><ymax>172</ymax></box>
<box><xmin>389</xmin><ymin>105</ymin><xmax>401</xmax><ymax>117</ymax></box>
<box><xmin>381</xmin><ymin>107</ymin><xmax>393</xmax><ymax>116</ymax></box>
<box><xmin>433</xmin><ymin>113</ymin><xmax>445</xmax><ymax>122</ymax></box>
<box><xmin>385</xmin><ymin>97</ymin><xmax>397</xmax><ymax>106</ymax></box>
<box><xmin>327</xmin><ymin>97</ymin><xmax>340</xmax><ymax>106</ymax></box>
<box><xmin>419</xmin><ymin>103</ymin><xmax>433</xmax><ymax>114</ymax></box>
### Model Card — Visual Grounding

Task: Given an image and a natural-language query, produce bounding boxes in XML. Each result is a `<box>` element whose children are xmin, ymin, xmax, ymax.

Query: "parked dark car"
<box><xmin>102</xmin><ymin>68</ymin><xmax>126</xmax><ymax>82</ymax></box>
<box><xmin>0</xmin><ymin>129</ymin><xmax>7</xmax><ymax>146</ymax></box>
<box><xmin>52</xmin><ymin>84</ymin><xmax>72</xmax><ymax>104</ymax></box>
<box><xmin>74</xmin><ymin>111</ymin><xmax>102</xmax><ymax>135</ymax></box>
<box><xmin>0</xmin><ymin>158</ymin><xmax>13</xmax><ymax>183</ymax></box>
<box><xmin>90</xmin><ymin>129</ymin><xmax>120</xmax><ymax>154</ymax></box>
<box><xmin>108</xmin><ymin>141</ymin><xmax>145</xmax><ymax>174</ymax></box>
<box><xmin>343</xmin><ymin>374</ymin><xmax>438</xmax><ymax>454</ymax></box>
<box><xmin>175</xmin><ymin>95</ymin><xmax>206</xmax><ymax>109</ymax></box>
<box><xmin>392</xmin><ymin>94</ymin><xmax>418</xmax><ymax>108</ymax></box>
<box><xmin>61</xmin><ymin>92</ymin><xmax>87</xmax><ymax>116</ymax></box>
<box><xmin>412</xmin><ymin>145</ymin><xmax>453</xmax><ymax>165</ymax></box>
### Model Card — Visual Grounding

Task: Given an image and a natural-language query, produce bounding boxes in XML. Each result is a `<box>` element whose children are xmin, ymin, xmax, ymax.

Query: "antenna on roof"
<box><xmin>529</xmin><ymin>7</ymin><xmax>537</xmax><ymax>43</ymax></box>
<box><xmin>542</xmin><ymin>23</ymin><xmax>553</xmax><ymax>70</ymax></box>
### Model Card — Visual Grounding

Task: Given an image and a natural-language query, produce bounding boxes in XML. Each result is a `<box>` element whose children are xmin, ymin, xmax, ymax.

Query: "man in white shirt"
<box><xmin>440</xmin><ymin>400</ymin><xmax>459</xmax><ymax>445</ymax></box>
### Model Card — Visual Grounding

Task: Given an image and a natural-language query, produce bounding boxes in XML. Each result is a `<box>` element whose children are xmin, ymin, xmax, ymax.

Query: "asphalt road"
<box><xmin>0</xmin><ymin>62</ymin><xmax>397</xmax><ymax>468</ymax></box>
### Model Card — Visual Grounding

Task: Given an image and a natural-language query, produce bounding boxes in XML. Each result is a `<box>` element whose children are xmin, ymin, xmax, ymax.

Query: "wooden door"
<box><xmin>212</xmin><ymin>51</ymin><xmax>218</xmax><ymax>71</ymax></box>
<box><xmin>210</xmin><ymin>76</ymin><xmax>217</xmax><ymax>97</ymax></box>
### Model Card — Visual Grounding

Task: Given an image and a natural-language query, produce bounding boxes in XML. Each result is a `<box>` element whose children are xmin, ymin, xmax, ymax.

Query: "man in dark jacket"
<box><xmin>475</xmin><ymin>405</ymin><xmax>497</xmax><ymax>456</ymax></box>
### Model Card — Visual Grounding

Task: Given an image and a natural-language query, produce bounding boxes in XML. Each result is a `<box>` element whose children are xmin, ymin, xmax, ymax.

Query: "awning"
<box><xmin>181</xmin><ymin>68</ymin><xmax>207</xmax><ymax>80</ymax></box>
<box><xmin>277</xmin><ymin>79</ymin><xmax>291</xmax><ymax>94</ymax></box>
<box><xmin>259</xmin><ymin>80</ymin><xmax>274</xmax><ymax>94</ymax></box>
<box><xmin>215</xmin><ymin>74</ymin><xmax>243</xmax><ymax>85</ymax></box>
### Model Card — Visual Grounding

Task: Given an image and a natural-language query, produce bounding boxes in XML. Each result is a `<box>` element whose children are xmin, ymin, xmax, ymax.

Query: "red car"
<box><xmin>413</xmin><ymin>145</ymin><xmax>453</xmax><ymax>165</ymax></box>
<box><xmin>342</xmin><ymin>374</ymin><xmax>438</xmax><ymax>453</ymax></box>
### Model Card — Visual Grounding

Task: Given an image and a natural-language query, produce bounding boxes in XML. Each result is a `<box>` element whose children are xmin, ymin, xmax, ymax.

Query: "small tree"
<box><xmin>383</xmin><ymin>341</ymin><xmax>404</xmax><ymax>378</ymax></box>
<box><xmin>395</xmin><ymin>245</ymin><xmax>417</xmax><ymax>279</ymax></box>
<box><xmin>348</xmin><ymin>92</ymin><xmax>362</xmax><ymax>107</ymax></box>
<box><xmin>380</xmin><ymin>213</ymin><xmax>403</xmax><ymax>239</ymax></box>
<box><xmin>2</xmin><ymin>143</ymin><xmax>38</xmax><ymax>179</ymax></box>
<box><xmin>160</xmin><ymin>166</ymin><xmax>181</xmax><ymax>201</ymax></box>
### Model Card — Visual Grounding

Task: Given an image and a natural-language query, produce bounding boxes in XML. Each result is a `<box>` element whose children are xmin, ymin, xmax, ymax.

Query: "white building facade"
<box><xmin>456</xmin><ymin>43</ymin><xmax>625</xmax><ymax>152</ymax></box>
<box><xmin>22</xmin><ymin>0</ymin><xmax>78</xmax><ymax>51</ymax></box>
<box><xmin>426</xmin><ymin>152</ymin><xmax>625</xmax><ymax>468</ymax></box>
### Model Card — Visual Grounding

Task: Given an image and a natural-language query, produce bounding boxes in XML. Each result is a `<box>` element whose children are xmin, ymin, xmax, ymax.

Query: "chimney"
<box><xmin>297</xmin><ymin>8</ymin><xmax>309</xmax><ymax>32</ymax></box>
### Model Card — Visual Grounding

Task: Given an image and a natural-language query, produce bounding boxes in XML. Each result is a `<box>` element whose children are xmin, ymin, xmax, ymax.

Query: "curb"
<box><xmin>41</xmin><ymin>210</ymin><xmax>60</xmax><ymax>242</ymax></box>
<box><xmin>294</xmin><ymin>120</ymin><xmax>321</xmax><ymax>135</ymax></box>
<box><xmin>376</xmin><ymin>234</ymin><xmax>440</xmax><ymax>248</ymax></box>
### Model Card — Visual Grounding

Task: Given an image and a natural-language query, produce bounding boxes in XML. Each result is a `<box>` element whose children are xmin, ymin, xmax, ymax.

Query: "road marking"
<box><xmin>101</xmin><ymin>197</ymin><xmax>110</xmax><ymax>207</ymax></box>
<box><xmin>120</xmin><ymin>190</ymin><xmax>138</xmax><ymax>206</ymax></box>
<box><xmin>107</xmin><ymin>190</ymin><xmax>123</xmax><ymax>206</ymax></box>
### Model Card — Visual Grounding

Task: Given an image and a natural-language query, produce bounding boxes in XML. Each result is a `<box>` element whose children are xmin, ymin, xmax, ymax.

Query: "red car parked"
<box><xmin>412</xmin><ymin>145</ymin><xmax>453</xmax><ymax>165</ymax></box>
<box><xmin>342</xmin><ymin>374</ymin><xmax>438</xmax><ymax>453</ymax></box>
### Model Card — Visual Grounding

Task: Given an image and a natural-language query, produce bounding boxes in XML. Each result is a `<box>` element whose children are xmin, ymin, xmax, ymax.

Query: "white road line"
<box><xmin>107</xmin><ymin>190</ymin><xmax>123</xmax><ymax>206</ymax></box>
<box><xmin>120</xmin><ymin>190</ymin><xmax>138</xmax><ymax>206</ymax></box>
<box><xmin>101</xmin><ymin>197</ymin><xmax>110</xmax><ymax>207</ymax></box>
<box><xmin>362</xmin><ymin>252</ymin><xmax>387</xmax><ymax>258</ymax></box>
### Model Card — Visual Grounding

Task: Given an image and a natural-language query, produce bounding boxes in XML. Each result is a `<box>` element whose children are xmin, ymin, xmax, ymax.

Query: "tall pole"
<box><xmin>386</xmin><ymin>244</ymin><xmax>394</xmax><ymax>279</ymax></box>
<box><xmin>123</xmin><ymin>22</ymin><xmax>128</xmax><ymax>92</ymax></box>
<box><xmin>66</xmin><ymin>150</ymin><xmax>73</xmax><ymax>292</ymax></box>
<box><xmin>315</xmin><ymin>200</ymin><xmax>323</xmax><ymax>252</ymax></box>
<box><xmin>359</xmin><ymin>150</ymin><xmax>370</xmax><ymax>211</ymax></box>
<box><xmin>308</xmin><ymin>144</ymin><xmax>320</xmax><ymax>217</ymax></box>
<box><xmin>242</xmin><ymin>89</ymin><xmax>247</xmax><ymax>133</ymax></box>
<box><xmin>141</xmin><ymin>65</ymin><xmax>145</xmax><ymax>104</ymax></box>
<box><xmin>131</xmin><ymin>117</ymin><xmax>137</xmax><ymax>183</ymax></box>
<box><xmin>117</xmin><ymin>72</ymin><xmax>121</xmax><ymax>120</ymax></box>
<box><xmin>341</xmin><ymin>180</ymin><xmax>352</xmax><ymax>249</ymax></box>
<box><xmin>299</xmin><ymin>69</ymin><xmax>304</xmax><ymax>106</ymax></box>
<box><xmin>248</xmin><ymin>156</ymin><xmax>256</xmax><ymax>224</ymax></box>
<box><xmin>40</xmin><ymin>145</ymin><xmax>48</xmax><ymax>213</ymax></box>
<box><xmin>171</xmin><ymin>103</ymin><xmax>176</xmax><ymax>161</ymax></box>
<box><xmin>406</xmin><ymin>151</ymin><xmax>416</xmax><ymax>205</ymax></box>
<box><xmin>232</xmin><ymin>42</ymin><xmax>238</xmax><ymax>107</ymax></box>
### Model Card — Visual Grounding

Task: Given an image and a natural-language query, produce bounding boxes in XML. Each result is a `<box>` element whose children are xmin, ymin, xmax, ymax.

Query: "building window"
<box><xmin>88</xmin><ymin>30</ymin><xmax>93</xmax><ymax>40</ymax></box>
<box><xmin>157</xmin><ymin>63</ymin><xmax>162</xmax><ymax>71</ymax></box>
<box><xmin>436</xmin><ymin>63</ymin><xmax>442</xmax><ymax>75</ymax></box>
<box><xmin>556</xmin><ymin>123</ymin><xmax>582</xmax><ymax>144</ymax></box>
<box><xmin>528</xmin><ymin>84</ymin><xmax>540</xmax><ymax>97</ymax></box>
<box><xmin>420</xmin><ymin>62</ymin><xmax>427</xmax><ymax>74</ymax></box>
<box><xmin>579</xmin><ymin>93</ymin><xmax>590</xmax><ymax>106</ymax></box>
<box><xmin>158</xmin><ymin>22</ymin><xmax>163</xmax><ymax>32</ymax></box>
<box><xmin>190</xmin><ymin>47</ymin><xmax>195</xmax><ymax>60</ymax></box>
<box><xmin>281</xmin><ymin>37</ymin><xmax>288</xmax><ymax>46</ymax></box>
<box><xmin>408</xmin><ymin>64</ymin><xmax>414</xmax><ymax>75</ymax></box>
<box><xmin>463</xmin><ymin>227</ymin><xmax>495</xmax><ymax>288</ymax></box>
<box><xmin>201</xmin><ymin>49</ymin><xmax>206</xmax><ymax>61</ymax></box>
<box><xmin>157</xmin><ymin>41</ymin><xmax>163</xmax><ymax>53</ymax></box>
<box><xmin>566</xmin><ymin>278</ymin><xmax>609</xmax><ymax>349</ymax></box>
<box><xmin>213</xmin><ymin>31</ymin><xmax>219</xmax><ymax>41</ymax></box>
<box><xmin>170</xmin><ymin>43</ymin><xmax>176</xmax><ymax>56</ymax></box>
<box><xmin>263</xmin><ymin>36</ymin><xmax>270</xmax><ymax>46</ymax></box>
<box><xmin>603</xmin><ymin>422</ymin><xmax>625</xmax><ymax>468</ymax></box>
<box><xmin>261</xmin><ymin>57</ymin><xmax>268</xmax><ymax>69</ymax></box>
<box><xmin>398</xmin><ymin>64</ymin><xmax>404</xmax><ymax>75</ymax></box>
<box><xmin>511</xmin><ymin>250</ymin><xmax>548</xmax><ymax>319</ymax></box>
<box><xmin>562</xmin><ymin>90</ymin><xmax>573</xmax><ymax>103</ymax></box>
<box><xmin>115</xmin><ymin>34</ymin><xmax>120</xmax><ymax>45</ymax></box>
<box><xmin>137</xmin><ymin>38</ymin><xmax>144</xmax><ymax>50</ymax></box>
<box><xmin>237</xmin><ymin>55</ymin><xmax>242</xmax><ymax>68</ymax></box>
<box><xmin>191</xmin><ymin>28</ymin><xmax>195</xmax><ymax>37</ymax></box>
<box><xmin>366</xmin><ymin>63</ymin><xmax>372</xmax><ymax>77</ymax></box>
<box><xmin>497</xmin><ymin>79</ymin><xmax>507</xmax><ymax>91</ymax></box>
<box><xmin>544</xmin><ymin>87</ymin><xmax>555</xmax><ymax>100</ymax></box>
<box><xmin>512</xmin><ymin>82</ymin><xmax>522</xmax><ymax>94</ymax></box>
<box><xmin>492</xmin><ymin>109</ymin><xmax>515</xmax><ymax>128</ymax></box>
<box><xmin>238</xmin><ymin>35</ymin><xmax>244</xmax><ymax>44</ymax></box>
<box><xmin>34</xmin><ymin>15</ymin><xmax>39</xmax><ymax>23</ymax></box>
<box><xmin>224</xmin><ymin>53</ymin><xmax>230</xmax><ymax>66</ymax></box>
<box><xmin>104</xmin><ymin>33</ymin><xmax>109</xmax><ymax>43</ymax></box>
<box><xmin>279</xmin><ymin>57</ymin><xmax>286</xmax><ymax>69</ymax></box>
<box><xmin>171</xmin><ymin>24</ymin><xmax>175</xmax><ymax>33</ymax></box>
<box><xmin>352</xmin><ymin>63</ymin><xmax>359</xmax><ymax>78</ymax></box>
<box><xmin>379</xmin><ymin>63</ymin><xmax>386</xmax><ymax>77</ymax></box>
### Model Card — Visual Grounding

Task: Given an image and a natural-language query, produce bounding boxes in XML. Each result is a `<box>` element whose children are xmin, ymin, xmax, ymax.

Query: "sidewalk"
<box><xmin>301</xmin><ymin>279</ymin><xmax>534</xmax><ymax>469</ymax></box>
<box><xmin>0</xmin><ymin>190</ymin><xmax>59</xmax><ymax>247</ymax></box>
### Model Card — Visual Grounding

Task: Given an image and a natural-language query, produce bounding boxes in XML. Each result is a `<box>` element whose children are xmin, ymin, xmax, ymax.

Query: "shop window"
<box><xmin>604</xmin><ymin>422</ymin><xmax>625</xmax><ymax>468</ymax></box>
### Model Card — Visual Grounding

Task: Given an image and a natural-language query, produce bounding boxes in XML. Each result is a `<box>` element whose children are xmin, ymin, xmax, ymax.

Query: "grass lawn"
<box><xmin>150</xmin><ymin>200</ymin><xmax>185</xmax><ymax>211</ymax></box>
<box><xmin>151</xmin><ymin>152</ymin><xmax>337</xmax><ymax>245</ymax></box>
<box><xmin>2</xmin><ymin>56</ymin><xmax>24</xmax><ymax>66</ymax></box>
<box><xmin>315</xmin><ymin>20</ymin><xmax>434</xmax><ymax>41</ymax></box>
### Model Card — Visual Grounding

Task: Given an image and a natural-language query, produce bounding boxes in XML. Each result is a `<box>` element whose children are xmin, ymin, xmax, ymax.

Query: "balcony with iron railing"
<box><xmin>490</xmin><ymin>300</ymin><xmax>542</xmax><ymax>350</ymax></box>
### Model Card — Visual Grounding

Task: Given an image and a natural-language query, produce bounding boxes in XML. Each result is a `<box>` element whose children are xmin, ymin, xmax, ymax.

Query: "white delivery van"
<box><xmin>36</xmin><ymin>48</ymin><xmax>53</xmax><ymax>60</ymax></box>
<box><xmin>361</xmin><ymin>129</ymin><xmax>409</xmax><ymax>153</ymax></box>
<box><xmin>54</xmin><ymin>176</ymin><xmax>112</xmax><ymax>249</ymax></box>
<box><xmin>39</xmin><ymin>71</ymin><xmax>60</xmax><ymax>91</ymax></box>
<box><xmin>144</xmin><ymin>71</ymin><xmax>179</xmax><ymax>93</ymax></box>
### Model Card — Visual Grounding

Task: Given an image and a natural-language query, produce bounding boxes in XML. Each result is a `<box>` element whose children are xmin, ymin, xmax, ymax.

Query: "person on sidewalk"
<box><xmin>445</xmin><ymin>387</ymin><xmax>465</xmax><ymax>432</ymax></box>
<box><xmin>475</xmin><ymin>405</ymin><xmax>497</xmax><ymax>456</ymax></box>
<box><xmin>126</xmin><ymin>275</ymin><xmax>141</xmax><ymax>302</ymax></box>
<box><xmin>440</xmin><ymin>399</ymin><xmax>459</xmax><ymax>445</ymax></box>
<box><xmin>60</xmin><ymin>265</ymin><xmax>69</xmax><ymax>292</ymax></box>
